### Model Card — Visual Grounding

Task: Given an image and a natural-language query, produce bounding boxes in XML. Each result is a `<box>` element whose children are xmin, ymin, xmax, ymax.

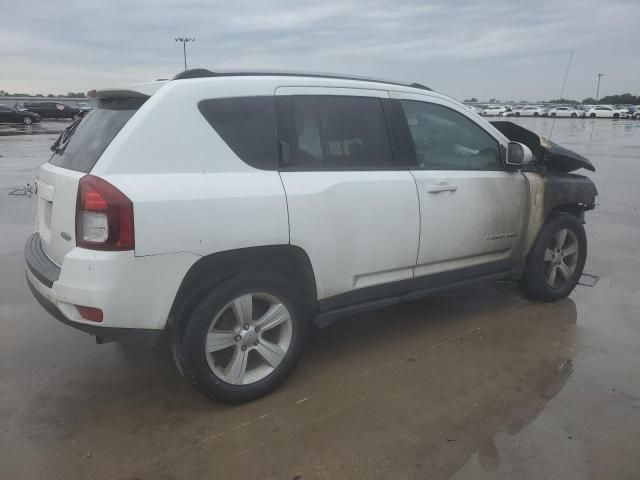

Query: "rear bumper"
<box><xmin>25</xmin><ymin>271</ymin><xmax>156</xmax><ymax>342</ymax></box>
<box><xmin>24</xmin><ymin>232</ymin><xmax>198</xmax><ymax>332</ymax></box>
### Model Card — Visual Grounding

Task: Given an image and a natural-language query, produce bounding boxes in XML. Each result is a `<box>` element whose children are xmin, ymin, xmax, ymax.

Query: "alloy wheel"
<box><xmin>544</xmin><ymin>228</ymin><xmax>579</xmax><ymax>288</ymax></box>
<box><xmin>205</xmin><ymin>292</ymin><xmax>293</xmax><ymax>385</ymax></box>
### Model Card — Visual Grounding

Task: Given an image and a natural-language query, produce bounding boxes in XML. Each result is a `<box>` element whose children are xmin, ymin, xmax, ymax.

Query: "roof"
<box><xmin>171</xmin><ymin>69</ymin><xmax>432</xmax><ymax>91</ymax></box>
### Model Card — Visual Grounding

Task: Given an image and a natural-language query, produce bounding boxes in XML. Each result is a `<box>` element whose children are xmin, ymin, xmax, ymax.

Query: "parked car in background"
<box><xmin>585</xmin><ymin>106</ymin><xmax>629</xmax><ymax>118</ymax></box>
<box><xmin>22</xmin><ymin>102</ymin><xmax>82</xmax><ymax>120</ymax></box>
<box><xmin>481</xmin><ymin>105</ymin><xmax>508</xmax><ymax>116</ymax></box>
<box><xmin>76</xmin><ymin>102</ymin><xmax>93</xmax><ymax>113</ymax></box>
<box><xmin>466</xmin><ymin>105</ymin><xmax>481</xmax><ymax>114</ymax></box>
<box><xmin>0</xmin><ymin>104</ymin><xmax>41</xmax><ymax>125</ymax></box>
<box><xmin>506</xmin><ymin>106</ymin><xmax>548</xmax><ymax>117</ymax></box>
<box><xmin>632</xmin><ymin>106</ymin><xmax>640</xmax><ymax>119</ymax></box>
<box><xmin>25</xmin><ymin>69</ymin><xmax>598</xmax><ymax>403</ymax></box>
<box><xmin>548</xmin><ymin>107</ymin><xmax>581</xmax><ymax>118</ymax></box>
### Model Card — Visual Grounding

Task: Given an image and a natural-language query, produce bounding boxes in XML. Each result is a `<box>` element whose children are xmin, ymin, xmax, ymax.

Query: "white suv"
<box><xmin>25</xmin><ymin>70</ymin><xmax>598</xmax><ymax>403</ymax></box>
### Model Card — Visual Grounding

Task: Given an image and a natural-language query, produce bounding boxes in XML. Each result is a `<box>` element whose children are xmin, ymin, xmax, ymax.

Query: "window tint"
<box><xmin>282</xmin><ymin>95</ymin><xmax>393</xmax><ymax>171</ymax></box>
<box><xmin>49</xmin><ymin>97</ymin><xmax>145</xmax><ymax>173</ymax></box>
<box><xmin>290</xmin><ymin>96</ymin><xmax>323</xmax><ymax>169</ymax></box>
<box><xmin>399</xmin><ymin>100</ymin><xmax>502</xmax><ymax>171</ymax></box>
<box><xmin>199</xmin><ymin>96</ymin><xmax>278</xmax><ymax>170</ymax></box>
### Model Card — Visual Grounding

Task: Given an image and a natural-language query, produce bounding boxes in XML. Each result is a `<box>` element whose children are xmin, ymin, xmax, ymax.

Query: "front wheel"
<box><xmin>571</xmin><ymin>113</ymin><xmax>577</xmax><ymax>118</ymax></box>
<box><xmin>171</xmin><ymin>272</ymin><xmax>309</xmax><ymax>403</ymax></box>
<box><xmin>590</xmin><ymin>113</ymin><xmax>596</xmax><ymax>118</ymax></box>
<box><xmin>519</xmin><ymin>214</ymin><xmax>587</xmax><ymax>302</ymax></box>
<box><xmin>22</xmin><ymin>116</ymin><xmax>32</xmax><ymax>125</ymax></box>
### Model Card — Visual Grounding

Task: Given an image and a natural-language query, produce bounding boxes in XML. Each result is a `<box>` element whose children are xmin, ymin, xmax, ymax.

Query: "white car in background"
<box><xmin>481</xmin><ymin>105</ymin><xmax>508</xmax><ymax>116</ymax></box>
<box><xmin>548</xmin><ymin>107</ymin><xmax>581</xmax><ymax>118</ymax></box>
<box><xmin>585</xmin><ymin>106</ymin><xmax>629</xmax><ymax>118</ymax></box>
<box><xmin>507</xmin><ymin>106</ymin><xmax>548</xmax><ymax>117</ymax></box>
<box><xmin>466</xmin><ymin>105</ymin><xmax>481</xmax><ymax>114</ymax></box>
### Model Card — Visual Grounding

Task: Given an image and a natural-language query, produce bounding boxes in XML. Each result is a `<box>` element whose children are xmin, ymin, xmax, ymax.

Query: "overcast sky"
<box><xmin>1</xmin><ymin>0</ymin><xmax>639</xmax><ymax>101</ymax></box>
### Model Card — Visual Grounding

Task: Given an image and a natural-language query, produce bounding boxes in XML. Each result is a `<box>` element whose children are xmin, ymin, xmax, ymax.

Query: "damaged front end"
<box><xmin>491</xmin><ymin>121</ymin><xmax>595</xmax><ymax>173</ymax></box>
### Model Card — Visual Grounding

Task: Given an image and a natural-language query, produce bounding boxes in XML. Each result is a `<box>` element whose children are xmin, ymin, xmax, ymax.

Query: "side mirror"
<box><xmin>506</xmin><ymin>141</ymin><xmax>533</xmax><ymax>167</ymax></box>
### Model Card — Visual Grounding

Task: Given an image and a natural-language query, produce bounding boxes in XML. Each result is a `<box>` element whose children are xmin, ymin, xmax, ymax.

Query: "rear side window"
<box><xmin>280</xmin><ymin>95</ymin><xmax>393</xmax><ymax>171</ymax></box>
<box><xmin>49</xmin><ymin>98</ymin><xmax>145</xmax><ymax>173</ymax></box>
<box><xmin>198</xmin><ymin>97</ymin><xmax>278</xmax><ymax>170</ymax></box>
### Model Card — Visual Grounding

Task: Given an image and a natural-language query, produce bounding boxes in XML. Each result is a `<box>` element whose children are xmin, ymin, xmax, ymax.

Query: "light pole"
<box><xmin>174</xmin><ymin>37</ymin><xmax>195</xmax><ymax>71</ymax></box>
<box><xmin>595</xmin><ymin>73</ymin><xmax>604</xmax><ymax>105</ymax></box>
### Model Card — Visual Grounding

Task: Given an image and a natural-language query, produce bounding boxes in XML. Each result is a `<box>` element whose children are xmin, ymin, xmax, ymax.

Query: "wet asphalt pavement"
<box><xmin>1</xmin><ymin>118</ymin><xmax>639</xmax><ymax>479</ymax></box>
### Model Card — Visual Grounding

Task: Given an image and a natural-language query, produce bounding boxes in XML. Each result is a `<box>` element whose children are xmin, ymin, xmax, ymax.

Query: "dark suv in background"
<box><xmin>22</xmin><ymin>102</ymin><xmax>82</xmax><ymax>120</ymax></box>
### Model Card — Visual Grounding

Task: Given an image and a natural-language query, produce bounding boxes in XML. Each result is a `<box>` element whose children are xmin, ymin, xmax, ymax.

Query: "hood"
<box><xmin>490</xmin><ymin>121</ymin><xmax>595</xmax><ymax>172</ymax></box>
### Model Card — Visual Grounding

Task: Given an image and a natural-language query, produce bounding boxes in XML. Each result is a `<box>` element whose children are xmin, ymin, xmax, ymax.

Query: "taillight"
<box><xmin>76</xmin><ymin>175</ymin><xmax>134</xmax><ymax>250</ymax></box>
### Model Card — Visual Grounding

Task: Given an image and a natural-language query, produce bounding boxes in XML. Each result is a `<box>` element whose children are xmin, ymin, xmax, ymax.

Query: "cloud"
<box><xmin>1</xmin><ymin>0</ymin><xmax>638</xmax><ymax>101</ymax></box>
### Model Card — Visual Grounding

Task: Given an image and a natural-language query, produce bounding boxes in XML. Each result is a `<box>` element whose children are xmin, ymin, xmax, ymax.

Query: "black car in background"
<box><xmin>22</xmin><ymin>102</ymin><xmax>82</xmax><ymax>119</ymax></box>
<box><xmin>0</xmin><ymin>105</ymin><xmax>41</xmax><ymax>125</ymax></box>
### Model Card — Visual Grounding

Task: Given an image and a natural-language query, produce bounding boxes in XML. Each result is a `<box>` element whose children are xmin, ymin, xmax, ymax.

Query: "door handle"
<box><xmin>426</xmin><ymin>182</ymin><xmax>457</xmax><ymax>193</ymax></box>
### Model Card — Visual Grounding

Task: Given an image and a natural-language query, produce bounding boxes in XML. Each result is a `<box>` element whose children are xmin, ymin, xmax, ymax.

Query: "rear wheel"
<box><xmin>590</xmin><ymin>113</ymin><xmax>596</xmax><ymax>118</ymax></box>
<box><xmin>171</xmin><ymin>272</ymin><xmax>309</xmax><ymax>403</ymax></box>
<box><xmin>571</xmin><ymin>113</ymin><xmax>577</xmax><ymax>118</ymax></box>
<box><xmin>519</xmin><ymin>213</ymin><xmax>587</xmax><ymax>302</ymax></box>
<box><xmin>515</xmin><ymin>112</ymin><xmax>520</xmax><ymax>117</ymax></box>
<box><xmin>613</xmin><ymin>113</ymin><xmax>620</xmax><ymax>119</ymax></box>
<box><xmin>533</xmin><ymin>112</ymin><xmax>539</xmax><ymax>117</ymax></box>
<box><xmin>22</xmin><ymin>116</ymin><xmax>32</xmax><ymax>125</ymax></box>
<box><xmin>551</xmin><ymin>113</ymin><xmax>556</xmax><ymax>117</ymax></box>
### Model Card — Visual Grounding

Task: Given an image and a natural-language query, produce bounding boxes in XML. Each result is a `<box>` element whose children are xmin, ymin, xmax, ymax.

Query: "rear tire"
<box><xmin>613</xmin><ymin>113</ymin><xmax>620</xmax><ymax>119</ymax></box>
<box><xmin>571</xmin><ymin>113</ymin><xmax>577</xmax><ymax>118</ymax></box>
<box><xmin>590</xmin><ymin>113</ymin><xmax>596</xmax><ymax>118</ymax></box>
<box><xmin>515</xmin><ymin>112</ymin><xmax>520</xmax><ymax>117</ymax></box>
<box><xmin>534</xmin><ymin>112</ymin><xmax>539</xmax><ymax>117</ymax></box>
<box><xmin>171</xmin><ymin>272</ymin><xmax>309</xmax><ymax>403</ymax></box>
<box><xmin>519</xmin><ymin>213</ymin><xmax>587</xmax><ymax>302</ymax></box>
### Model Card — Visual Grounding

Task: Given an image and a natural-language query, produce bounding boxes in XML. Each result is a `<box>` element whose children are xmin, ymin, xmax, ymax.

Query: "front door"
<box><xmin>390</xmin><ymin>92</ymin><xmax>528</xmax><ymax>279</ymax></box>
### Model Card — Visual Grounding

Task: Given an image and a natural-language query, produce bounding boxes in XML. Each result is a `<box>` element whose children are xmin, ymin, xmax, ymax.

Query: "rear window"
<box><xmin>49</xmin><ymin>97</ymin><xmax>145</xmax><ymax>173</ymax></box>
<box><xmin>198</xmin><ymin>97</ymin><xmax>278</xmax><ymax>170</ymax></box>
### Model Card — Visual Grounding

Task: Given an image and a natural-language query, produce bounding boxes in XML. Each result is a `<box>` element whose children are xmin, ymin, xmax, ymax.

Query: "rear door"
<box><xmin>36</xmin><ymin>97</ymin><xmax>146</xmax><ymax>265</ymax></box>
<box><xmin>276</xmin><ymin>87</ymin><xmax>420</xmax><ymax>305</ymax></box>
<box><xmin>389</xmin><ymin>92</ymin><xmax>528</xmax><ymax>279</ymax></box>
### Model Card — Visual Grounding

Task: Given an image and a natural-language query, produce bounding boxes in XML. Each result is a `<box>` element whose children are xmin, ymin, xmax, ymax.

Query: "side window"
<box><xmin>281</xmin><ymin>95</ymin><xmax>393</xmax><ymax>171</ymax></box>
<box><xmin>290</xmin><ymin>96</ymin><xmax>323</xmax><ymax>169</ymax></box>
<box><xmin>198</xmin><ymin>96</ymin><xmax>278</xmax><ymax>170</ymax></box>
<box><xmin>399</xmin><ymin>100</ymin><xmax>502</xmax><ymax>171</ymax></box>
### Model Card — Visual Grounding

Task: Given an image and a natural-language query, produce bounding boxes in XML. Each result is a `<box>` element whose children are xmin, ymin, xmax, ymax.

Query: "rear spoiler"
<box><xmin>87</xmin><ymin>81</ymin><xmax>166</xmax><ymax>100</ymax></box>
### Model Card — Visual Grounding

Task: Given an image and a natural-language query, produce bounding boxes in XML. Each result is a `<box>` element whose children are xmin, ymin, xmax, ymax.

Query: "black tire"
<box><xmin>533</xmin><ymin>112</ymin><xmax>539</xmax><ymax>117</ymax></box>
<box><xmin>171</xmin><ymin>272</ymin><xmax>309</xmax><ymax>403</ymax></box>
<box><xmin>613</xmin><ymin>113</ymin><xmax>620</xmax><ymax>119</ymax></box>
<box><xmin>22</xmin><ymin>116</ymin><xmax>32</xmax><ymax>125</ymax></box>
<box><xmin>590</xmin><ymin>113</ymin><xmax>596</xmax><ymax>118</ymax></box>
<box><xmin>515</xmin><ymin>112</ymin><xmax>520</xmax><ymax>117</ymax></box>
<box><xmin>571</xmin><ymin>113</ymin><xmax>577</xmax><ymax>118</ymax></box>
<box><xmin>519</xmin><ymin>213</ymin><xmax>587</xmax><ymax>302</ymax></box>
<box><xmin>551</xmin><ymin>113</ymin><xmax>556</xmax><ymax>117</ymax></box>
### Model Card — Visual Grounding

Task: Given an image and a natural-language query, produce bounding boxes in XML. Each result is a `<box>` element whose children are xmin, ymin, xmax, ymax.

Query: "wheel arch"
<box><xmin>167</xmin><ymin>245</ymin><xmax>318</xmax><ymax>333</ymax></box>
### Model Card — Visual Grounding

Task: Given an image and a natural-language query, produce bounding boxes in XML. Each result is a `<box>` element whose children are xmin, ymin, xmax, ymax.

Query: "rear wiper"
<box><xmin>50</xmin><ymin>118</ymin><xmax>82</xmax><ymax>154</ymax></box>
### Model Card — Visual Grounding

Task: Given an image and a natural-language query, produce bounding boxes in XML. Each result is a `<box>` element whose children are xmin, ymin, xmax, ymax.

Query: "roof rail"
<box><xmin>171</xmin><ymin>69</ymin><xmax>431</xmax><ymax>91</ymax></box>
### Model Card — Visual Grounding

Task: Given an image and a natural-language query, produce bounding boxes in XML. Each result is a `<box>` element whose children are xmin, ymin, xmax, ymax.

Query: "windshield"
<box><xmin>49</xmin><ymin>97</ymin><xmax>146</xmax><ymax>172</ymax></box>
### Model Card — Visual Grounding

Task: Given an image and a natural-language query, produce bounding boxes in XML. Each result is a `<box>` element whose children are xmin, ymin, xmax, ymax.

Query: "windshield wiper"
<box><xmin>50</xmin><ymin>118</ymin><xmax>82</xmax><ymax>154</ymax></box>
